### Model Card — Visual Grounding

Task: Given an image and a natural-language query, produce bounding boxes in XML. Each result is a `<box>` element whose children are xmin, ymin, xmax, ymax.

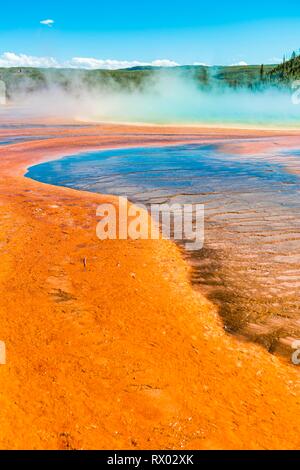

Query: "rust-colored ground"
<box><xmin>0</xmin><ymin>122</ymin><xmax>299</xmax><ymax>449</ymax></box>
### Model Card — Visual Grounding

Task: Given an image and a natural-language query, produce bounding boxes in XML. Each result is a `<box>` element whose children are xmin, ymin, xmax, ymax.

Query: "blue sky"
<box><xmin>0</xmin><ymin>1</ymin><xmax>300</xmax><ymax>68</ymax></box>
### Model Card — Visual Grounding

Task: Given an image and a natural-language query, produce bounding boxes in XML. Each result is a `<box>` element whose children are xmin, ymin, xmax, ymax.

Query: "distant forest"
<box><xmin>0</xmin><ymin>53</ymin><xmax>299</xmax><ymax>100</ymax></box>
<box><xmin>268</xmin><ymin>50</ymin><xmax>300</xmax><ymax>81</ymax></box>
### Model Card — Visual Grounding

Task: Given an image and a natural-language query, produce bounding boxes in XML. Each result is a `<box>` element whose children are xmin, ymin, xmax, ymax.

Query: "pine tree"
<box><xmin>260</xmin><ymin>64</ymin><xmax>264</xmax><ymax>80</ymax></box>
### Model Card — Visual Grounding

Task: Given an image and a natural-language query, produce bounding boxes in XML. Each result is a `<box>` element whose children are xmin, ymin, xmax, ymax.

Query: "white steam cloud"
<box><xmin>5</xmin><ymin>70</ymin><xmax>300</xmax><ymax>128</ymax></box>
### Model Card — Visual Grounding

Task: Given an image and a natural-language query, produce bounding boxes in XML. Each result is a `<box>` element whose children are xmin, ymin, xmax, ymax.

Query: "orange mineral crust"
<box><xmin>0</xmin><ymin>122</ymin><xmax>299</xmax><ymax>450</ymax></box>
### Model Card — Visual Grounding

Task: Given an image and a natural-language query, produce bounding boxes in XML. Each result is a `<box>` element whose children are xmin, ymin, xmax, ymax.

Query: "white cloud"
<box><xmin>0</xmin><ymin>52</ymin><xmax>180</xmax><ymax>70</ymax></box>
<box><xmin>150</xmin><ymin>59</ymin><xmax>179</xmax><ymax>68</ymax></box>
<box><xmin>193</xmin><ymin>62</ymin><xmax>210</xmax><ymax>66</ymax></box>
<box><xmin>0</xmin><ymin>52</ymin><xmax>58</xmax><ymax>68</ymax></box>
<box><xmin>230</xmin><ymin>61</ymin><xmax>248</xmax><ymax>66</ymax></box>
<box><xmin>40</xmin><ymin>19</ymin><xmax>54</xmax><ymax>27</ymax></box>
<box><xmin>69</xmin><ymin>57</ymin><xmax>179</xmax><ymax>70</ymax></box>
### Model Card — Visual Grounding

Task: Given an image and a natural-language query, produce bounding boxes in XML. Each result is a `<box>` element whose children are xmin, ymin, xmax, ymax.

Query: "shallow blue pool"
<box><xmin>25</xmin><ymin>144</ymin><xmax>300</xmax><ymax>205</ymax></box>
<box><xmin>26</xmin><ymin>143</ymin><xmax>300</xmax><ymax>348</ymax></box>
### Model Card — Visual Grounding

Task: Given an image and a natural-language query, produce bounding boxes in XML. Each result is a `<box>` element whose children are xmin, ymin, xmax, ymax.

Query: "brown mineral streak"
<box><xmin>0</xmin><ymin>121</ymin><xmax>299</xmax><ymax>450</ymax></box>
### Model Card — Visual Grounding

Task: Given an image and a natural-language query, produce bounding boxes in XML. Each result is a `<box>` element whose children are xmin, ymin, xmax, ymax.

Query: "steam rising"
<box><xmin>2</xmin><ymin>69</ymin><xmax>300</xmax><ymax>128</ymax></box>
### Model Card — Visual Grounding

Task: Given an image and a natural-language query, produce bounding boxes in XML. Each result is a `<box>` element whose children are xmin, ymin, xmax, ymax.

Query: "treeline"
<box><xmin>0</xmin><ymin>63</ymin><xmax>290</xmax><ymax>100</ymax></box>
<box><xmin>268</xmin><ymin>50</ymin><xmax>300</xmax><ymax>82</ymax></box>
<box><xmin>0</xmin><ymin>67</ymin><xmax>156</xmax><ymax>99</ymax></box>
